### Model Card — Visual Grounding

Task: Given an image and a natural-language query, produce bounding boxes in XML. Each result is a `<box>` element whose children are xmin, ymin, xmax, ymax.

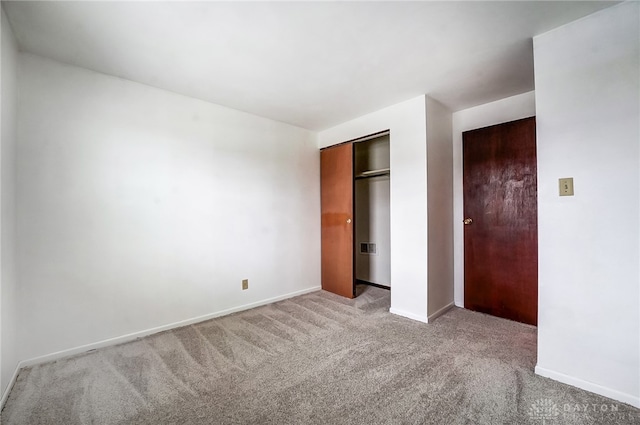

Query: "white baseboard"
<box><xmin>427</xmin><ymin>302</ymin><xmax>454</xmax><ymax>322</ymax></box>
<box><xmin>1</xmin><ymin>360</ymin><xmax>22</xmax><ymax>410</ymax></box>
<box><xmin>1</xmin><ymin>285</ymin><xmax>321</xmax><ymax>409</ymax></box>
<box><xmin>389</xmin><ymin>303</ymin><xmax>454</xmax><ymax>324</ymax></box>
<box><xmin>535</xmin><ymin>365</ymin><xmax>640</xmax><ymax>408</ymax></box>
<box><xmin>389</xmin><ymin>307</ymin><xmax>428</xmax><ymax>323</ymax></box>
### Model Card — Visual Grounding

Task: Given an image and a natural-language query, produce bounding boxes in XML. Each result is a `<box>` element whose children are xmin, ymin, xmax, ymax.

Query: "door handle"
<box><xmin>346</xmin><ymin>218</ymin><xmax>352</xmax><ymax>224</ymax></box>
<box><xmin>463</xmin><ymin>218</ymin><xmax>473</xmax><ymax>225</ymax></box>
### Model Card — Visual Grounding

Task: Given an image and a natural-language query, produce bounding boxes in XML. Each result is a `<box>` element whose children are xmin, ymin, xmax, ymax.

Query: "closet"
<box><xmin>320</xmin><ymin>132</ymin><xmax>391</xmax><ymax>298</ymax></box>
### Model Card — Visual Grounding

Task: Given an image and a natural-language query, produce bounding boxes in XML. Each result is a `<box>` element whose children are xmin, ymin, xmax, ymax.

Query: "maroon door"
<box><xmin>463</xmin><ymin>117</ymin><xmax>538</xmax><ymax>325</ymax></box>
<box><xmin>320</xmin><ymin>143</ymin><xmax>355</xmax><ymax>298</ymax></box>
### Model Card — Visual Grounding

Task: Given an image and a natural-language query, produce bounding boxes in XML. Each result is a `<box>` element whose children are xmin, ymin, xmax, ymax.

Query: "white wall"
<box><xmin>319</xmin><ymin>96</ymin><xmax>430</xmax><ymax>322</ymax></box>
<box><xmin>534</xmin><ymin>2</ymin><xmax>639</xmax><ymax>407</ymax></box>
<box><xmin>15</xmin><ymin>54</ymin><xmax>321</xmax><ymax>364</ymax></box>
<box><xmin>354</xmin><ymin>135</ymin><xmax>390</xmax><ymax>286</ymax></box>
<box><xmin>1</xmin><ymin>9</ymin><xmax>19</xmax><ymax>398</ymax></box>
<box><xmin>426</xmin><ymin>97</ymin><xmax>454</xmax><ymax>320</ymax></box>
<box><xmin>452</xmin><ymin>91</ymin><xmax>536</xmax><ymax>307</ymax></box>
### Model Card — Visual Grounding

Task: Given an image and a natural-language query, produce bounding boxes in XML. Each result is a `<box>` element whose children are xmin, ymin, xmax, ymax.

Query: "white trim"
<box><xmin>22</xmin><ymin>286</ymin><xmax>321</xmax><ymax>367</ymax></box>
<box><xmin>535</xmin><ymin>365</ymin><xmax>640</xmax><ymax>408</ymax></box>
<box><xmin>1</xmin><ymin>361</ymin><xmax>21</xmax><ymax>409</ymax></box>
<box><xmin>389</xmin><ymin>307</ymin><xmax>428</xmax><ymax>323</ymax></box>
<box><xmin>427</xmin><ymin>302</ymin><xmax>454</xmax><ymax>322</ymax></box>
<box><xmin>0</xmin><ymin>285</ymin><xmax>320</xmax><ymax>409</ymax></box>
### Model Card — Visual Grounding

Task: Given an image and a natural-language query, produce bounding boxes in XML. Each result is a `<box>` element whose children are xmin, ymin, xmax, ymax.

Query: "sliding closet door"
<box><xmin>320</xmin><ymin>143</ymin><xmax>354</xmax><ymax>298</ymax></box>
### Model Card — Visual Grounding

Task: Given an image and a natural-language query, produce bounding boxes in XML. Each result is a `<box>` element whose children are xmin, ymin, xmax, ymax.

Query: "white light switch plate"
<box><xmin>559</xmin><ymin>178</ymin><xmax>574</xmax><ymax>196</ymax></box>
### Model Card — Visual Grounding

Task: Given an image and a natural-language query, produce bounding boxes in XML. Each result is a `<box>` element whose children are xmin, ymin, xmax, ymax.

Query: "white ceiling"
<box><xmin>3</xmin><ymin>1</ymin><xmax>617</xmax><ymax>131</ymax></box>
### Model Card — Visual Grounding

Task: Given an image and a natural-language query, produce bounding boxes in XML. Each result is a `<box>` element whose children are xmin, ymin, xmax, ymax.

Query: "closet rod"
<box><xmin>355</xmin><ymin>168</ymin><xmax>391</xmax><ymax>179</ymax></box>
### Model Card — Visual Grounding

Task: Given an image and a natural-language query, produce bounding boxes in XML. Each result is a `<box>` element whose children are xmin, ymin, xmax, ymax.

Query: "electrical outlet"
<box><xmin>242</xmin><ymin>279</ymin><xmax>249</xmax><ymax>290</ymax></box>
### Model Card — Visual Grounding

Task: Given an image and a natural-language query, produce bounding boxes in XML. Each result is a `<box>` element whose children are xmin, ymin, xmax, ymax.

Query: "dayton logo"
<box><xmin>528</xmin><ymin>398</ymin><xmax>560</xmax><ymax>424</ymax></box>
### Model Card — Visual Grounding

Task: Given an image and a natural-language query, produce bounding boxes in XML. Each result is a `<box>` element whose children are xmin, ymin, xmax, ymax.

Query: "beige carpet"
<box><xmin>2</xmin><ymin>285</ymin><xmax>639</xmax><ymax>424</ymax></box>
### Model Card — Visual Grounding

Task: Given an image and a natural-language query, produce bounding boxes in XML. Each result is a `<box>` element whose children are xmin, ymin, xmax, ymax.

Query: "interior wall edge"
<box><xmin>0</xmin><ymin>6</ymin><xmax>20</xmax><ymax>400</ymax></box>
<box><xmin>426</xmin><ymin>302</ymin><xmax>454</xmax><ymax>323</ymax></box>
<box><xmin>425</xmin><ymin>95</ymin><xmax>454</xmax><ymax>317</ymax></box>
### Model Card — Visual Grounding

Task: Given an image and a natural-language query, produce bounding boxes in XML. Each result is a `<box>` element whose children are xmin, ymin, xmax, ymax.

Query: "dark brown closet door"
<box><xmin>463</xmin><ymin>117</ymin><xmax>538</xmax><ymax>325</ymax></box>
<box><xmin>320</xmin><ymin>143</ymin><xmax>354</xmax><ymax>298</ymax></box>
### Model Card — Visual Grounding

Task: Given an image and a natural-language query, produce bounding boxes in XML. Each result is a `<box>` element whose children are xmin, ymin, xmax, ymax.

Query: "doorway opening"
<box><xmin>354</xmin><ymin>134</ymin><xmax>390</xmax><ymax>291</ymax></box>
